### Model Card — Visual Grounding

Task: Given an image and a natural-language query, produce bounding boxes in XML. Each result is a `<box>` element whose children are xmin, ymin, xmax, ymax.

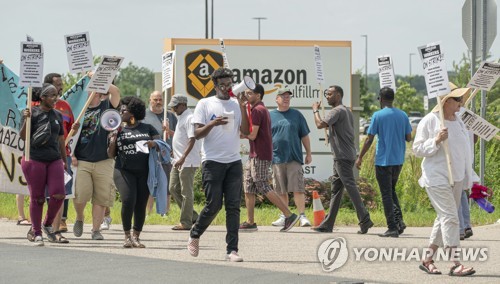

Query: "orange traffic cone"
<box><xmin>312</xmin><ymin>190</ymin><xmax>325</xmax><ymax>227</ymax></box>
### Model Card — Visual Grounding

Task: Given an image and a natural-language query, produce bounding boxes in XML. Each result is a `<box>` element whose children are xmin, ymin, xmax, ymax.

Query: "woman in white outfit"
<box><xmin>413</xmin><ymin>84</ymin><xmax>476</xmax><ymax>277</ymax></box>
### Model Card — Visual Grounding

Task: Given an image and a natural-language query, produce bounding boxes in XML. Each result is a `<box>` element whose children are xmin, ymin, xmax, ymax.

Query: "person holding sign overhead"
<box><xmin>20</xmin><ymin>83</ymin><xmax>67</xmax><ymax>246</ymax></box>
<box><xmin>72</xmin><ymin>75</ymin><xmax>120</xmax><ymax>241</ymax></box>
<box><xmin>311</xmin><ymin>85</ymin><xmax>373</xmax><ymax>234</ymax></box>
<box><xmin>413</xmin><ymin>83</ymin><xmax>476</xmax><ymax>276</ymax></box>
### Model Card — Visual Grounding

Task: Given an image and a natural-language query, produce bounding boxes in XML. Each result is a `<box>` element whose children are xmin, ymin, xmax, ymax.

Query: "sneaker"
<box><xmin>187</xmin><ymin>237</ymin><xmax>199</xmax><ymax>257</ymax></box>
<box><xmin>299</xmin><ymin>215</ymin><xmax>312</xmax><ymax>227</ymax></box>
<box><xmin>132</xmin><ymin>236</ymin><xmax>146</xmax><ymax>248</ymax></box>
<box><xmin>59</xmin><ymin>219</ymin><xmax>68</xmax><ymax>232</ymax></box>
<box><xmin>33</xmin><ymin>235</ymin><xmax>44</xmax><ymax>247</ymax></box>
<box><xmin>239</xmin><ymin>221</ymin><xmax>258</xmax><ymax>231</ymax></box>
<box><xmin>226</xmin><ymin>251</ymin><xmax>243</xmax><ymax>262</ymax></box>
<box><xmin>464</xmin><ymin>228</ymin><xmax>473</xmax><ymax>239</ymax></box>
<box><xmin>73</xmin><ymin>220</ymin><xmax>84</xmax><ymax>237</ymax></box>
<box><xmin>280</xmin><ymin>213</ymin><xmax>300</xmax><ymax>232</ymax></box>
<box><xmin>100</xmin><ymin>216</ymin><xmax>112</xmax><ymax>230</ymax></box>
<box><xmin>271</xmin><ymin>215</ymin><xmax>285</xmax><ymax>226</ymax></box>
<box><xmin>91</xmin><ymin>230</ymin><xmax>104</xmax><ymax>240</ymax></box>
<box><xmin>123</xmin><ymin>237</ymin><xmax>133</xmax><ymax>248</ymax></box>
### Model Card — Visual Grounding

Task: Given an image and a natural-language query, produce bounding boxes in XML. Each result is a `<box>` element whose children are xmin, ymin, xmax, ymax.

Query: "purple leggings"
<box><xmin>21</xmin><ymin>157</ymin><xmax>65</xmax><ymax>236</ymax></box>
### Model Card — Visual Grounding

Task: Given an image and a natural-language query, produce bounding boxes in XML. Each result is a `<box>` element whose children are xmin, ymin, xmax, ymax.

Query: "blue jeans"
<box><xmin>375</xmin><ymin>165</ymin><xmax>403</xmax><ymax>231</ymax></box>
<box><xmin>458</xmin><ymin>190</ymin><xmax>471</xmax><ymax>234</ymax></box>
<box><xmin>190</xmin><ymin>160</ymin><xmax>242</xmax><ymax>254</ymax></box>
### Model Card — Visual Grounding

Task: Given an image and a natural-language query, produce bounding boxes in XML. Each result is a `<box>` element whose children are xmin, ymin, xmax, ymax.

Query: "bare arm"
<box><xmin>301</xmin><ymin>135</ymin><xmax>312</xmax><ymax>165</ymax></box>
<box><xmin>239</xmin><ymin>102</ymin><xmax>250</xmax><ymax>136</ymax></box>
<box><xmin>355</xmin><ymin>134</ymin><xmax>374</xmax><ymax>169</ymax></box>
<box><xmin>244</xmin><ymin>124</ymin><xmax>260</xmax><ymax>141</ymax></box>
<box><xmin>107</xmin><ymin>131</ymin><xmax>118</xmax><ymax>158</ymax></box>
<box><xmin>405</xmin><ymin>133</ymin><xmax>412</xmax><ymax>142</ymax></box>
<box><xmin>312</xmin><ymin>102</ymin><xmax>329</xmax><ymax>129</ymax></box>
<box><xmin>174</xmin><ymin>137</ymin><xmax>196</xmax><ymax>169</ymax></box>
<box><xmin>194</xmin><ymin>117</ymin><xmax>227</xmax><ymax>139</ymax></box>
<box><xmin>108</xmin><ymin>84</ymin><xmax>121</xmax><ymax>108</ymax></box>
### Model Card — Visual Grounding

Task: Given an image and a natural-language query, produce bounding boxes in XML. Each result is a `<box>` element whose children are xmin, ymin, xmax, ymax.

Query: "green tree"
<box><xmin>356</xmin><ymin>70</ymin><xmax>378</xmax><ymax>118</ymax></box>
<box><xmin>114</xmin><ymin>62</ymin><xmax>155</xmax><ymax>102</ymax></box>
<box><xmin>393</xmin><ymin>80</ymin><xmax>424</xmax><ymax>115</ymax></box>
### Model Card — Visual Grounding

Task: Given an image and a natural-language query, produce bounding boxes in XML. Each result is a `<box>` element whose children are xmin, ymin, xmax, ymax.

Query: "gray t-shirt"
<box><xmin>323</xmin><ymin>105</ymin><xmax>357</xmax><ymax>160</ymax></box>
<box><xmin>142</xmin><ymin>108</ymin><xmax>177</xmax><ymax>148</ymax></box>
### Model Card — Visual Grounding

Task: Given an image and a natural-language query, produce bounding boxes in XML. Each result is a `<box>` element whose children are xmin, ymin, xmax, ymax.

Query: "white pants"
<box><xmin>425</xmin><ymin>180</ymin><xmax>463</xmax><ymax>248</ymax></box>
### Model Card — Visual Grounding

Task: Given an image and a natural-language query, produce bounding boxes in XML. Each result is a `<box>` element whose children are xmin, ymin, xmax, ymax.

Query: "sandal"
<box><xmin>419</xmin><ymin>260</ymin><xmax>442</xmax><ymax>275</ymax></box>
<box><xmin>449</xmin><ymin>264</ymin><xmax>475</xmax><ymax>276</ymax></box>
<box><xmin>172</xmin><ymin>224</ymin><xmax>191</xmax><ymax>231</ymax></box>
<box><xmin>52</xmin><ymin>231</ymin><xmax>69</xmax><ymax>243</ymax></box>
<box><xmin>17</xmin><ymin>219</ymin><xmax>31</xmax><ymax>226</ymax></box>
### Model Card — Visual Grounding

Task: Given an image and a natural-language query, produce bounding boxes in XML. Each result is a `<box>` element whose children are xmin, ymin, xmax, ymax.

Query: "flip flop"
<box><xmin>449</xmin><ymin>264</ymin><xmax>476</xmax><ymax>277</ymax></box>
<box><xmin>419</xmin><ymin>260</ymin><xmax>442</xmax><ymax>275</ymax></box>
<box><xmin>17</xmin><ymin>219</ymin><xmax>31</xmax><ymax>226</ymax></box>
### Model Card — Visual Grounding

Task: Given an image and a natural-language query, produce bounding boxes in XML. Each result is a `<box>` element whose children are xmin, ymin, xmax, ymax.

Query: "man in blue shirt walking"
<box><xmin>356</xmin><ymin>87</ymin><xmax>412</xmax><ymax>238</ymax></box>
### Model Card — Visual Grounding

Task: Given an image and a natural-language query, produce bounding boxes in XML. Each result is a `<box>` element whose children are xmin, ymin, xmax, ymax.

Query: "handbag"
<box><xmin>32</xmin><ymin>119</ymin><xmax>51</xmax><ymax>148</ymax></box>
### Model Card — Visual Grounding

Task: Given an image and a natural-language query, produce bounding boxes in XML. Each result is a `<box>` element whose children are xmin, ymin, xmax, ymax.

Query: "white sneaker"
<box><xmin>33</xmin><ymin>235</ymin><xmax>44</xmax><ymax>246</ymax></box>
<box><xmin>299</xmin><ymin>215</ymin><xmax>312</xmax><ymax>227</ymax></box>
<box><xmin>226</xmin><ymin>251</ymin><xmax>243</xmax><ymax>262</ymax></box>
<box><xmin>271</xmin><ymin>215</ymin><xmax>285</xmax><ymax>226</ymax></box>
<box><xmin>100</xmin><ymin>216</ymin><xmax>112</xmax><ymax>230</ymax></box>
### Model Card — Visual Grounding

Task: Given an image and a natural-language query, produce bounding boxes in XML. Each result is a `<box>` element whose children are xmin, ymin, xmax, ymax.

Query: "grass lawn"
<box><xmin>2</xmin><ymin>193</ymin><xmax>498</xmax><ymax>227</ymax></box>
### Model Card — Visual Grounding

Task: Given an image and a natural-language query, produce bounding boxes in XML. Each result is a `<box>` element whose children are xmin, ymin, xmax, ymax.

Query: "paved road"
<box><xmin>1</xmin><ymin>219</ymin><xmax>499</xmax><ymax>284</ymax></box>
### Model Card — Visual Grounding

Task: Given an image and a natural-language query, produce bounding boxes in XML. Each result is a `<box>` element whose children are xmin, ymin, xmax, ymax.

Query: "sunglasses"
<box><xmin>450</xmin><ymin>97</ymin><xmax>462</xmax><ymax>102</ymax></box>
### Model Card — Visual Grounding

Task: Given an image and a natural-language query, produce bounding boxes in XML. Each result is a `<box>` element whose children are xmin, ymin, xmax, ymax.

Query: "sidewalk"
<box><xmin>1</xmin><ymin>218</ymin><xmax>499</xmax><ymax>283</ymax></box>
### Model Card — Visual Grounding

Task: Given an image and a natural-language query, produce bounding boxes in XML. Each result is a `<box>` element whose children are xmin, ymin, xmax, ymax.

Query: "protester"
<box><xmin>188</xmin><ymin>67</ymin><xmax>249</xmax><ymax>262</ymax></box>
<box><xmin>143</xmin><ymin>90</ymin><xmax>177</xmax><ymax>216</ymax></box>
<box><xmin>355</xmin><ymin>87</ymin><xmax>411</xmax><ymax>237</ymax></box>
<box><xmin>20</xmin><ymin>83</ymin><xmax>67</xmax><ymax>246</ymax></box>
<box><xmin>269</xmin><ymin>88</ymin><xmax>312</xmax><ymax>228</ymax></box>
<box><xmin>240</xmin><ymin>84</ymin><xmax>299</xmax><ymax>232</ymax></box>
<box><xmin>73</xmin><ymin>79</ymin><xmax>120</xmax><ymax>240</ymax></box>
<box><xmin>311</xmin><ymin>85</ymin><xmax>373</xmax><ymax>234</ymax></box>
<box><xmin>108</xmin><ymin>96</ymin><xmax>159</xmax><ymax>248</ymax></box>
<box><xmin>413</xmin><ymin>84</ymin><xmax>476</xmax><ymax>276</ymax></box>
<box><xmin>168</xmin><ymin>94</ymin><xmax>201</xmax><ymax>230</ymax></box>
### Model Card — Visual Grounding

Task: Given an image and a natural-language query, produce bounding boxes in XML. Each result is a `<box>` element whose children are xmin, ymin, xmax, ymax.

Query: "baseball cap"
<box><xmin>276</xmin><ymin>87</ymin><xmax>293</xmax><ymax>96</ymax></box>
<box><xmin>168</xmin><ymin>94</ymin><xmax>188</xmax><ymax>107</ymax></box>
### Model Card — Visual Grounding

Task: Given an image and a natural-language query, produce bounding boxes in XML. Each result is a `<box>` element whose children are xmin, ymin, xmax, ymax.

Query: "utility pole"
<box><xmin>361</xmin><ymin>35</ymin><xmax>368</xmax><ymax>87</ymax></box>
<box><xmin>252</xmin><ymin>17</ymin><xmax>267</xmax><ymax>40</ymax></box>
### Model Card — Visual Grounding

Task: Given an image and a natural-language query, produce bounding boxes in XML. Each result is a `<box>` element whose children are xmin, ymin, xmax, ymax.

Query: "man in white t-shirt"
<box><xmin>187</xmin><ymin>68</ymin><xmax>250</xmax><ymax>262</ymax></box>
<box><xmin>168</xmin><ymin>94</ymin><xmax>201</xmax><ymax>231</ymax></box>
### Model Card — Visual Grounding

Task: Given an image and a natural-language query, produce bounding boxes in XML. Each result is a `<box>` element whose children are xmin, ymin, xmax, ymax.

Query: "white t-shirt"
<box><xmin>192</xmin><ymin>96</ymin><xmax>242</xmax><ymax>163</ymax></box>
<box><xmin>172</xmin><ymin>108</ymin><xmax>201</xmax><ymax>168</ymax></box>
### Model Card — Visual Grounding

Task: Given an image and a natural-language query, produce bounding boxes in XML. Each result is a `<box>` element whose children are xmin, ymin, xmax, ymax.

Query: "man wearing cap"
<box><xmin>355</xmin><ymin>87</ymin><xmax>412</xmax><ymax>237</ymax></box>
<box><xmin>143</xmin><ymin>90</ymin><xmax>178</xmax><ymax>216</ymax></box>
<box><xmin>270</xmin><ymin>87</ymin><xmax>312</xmax><ymax>228</ymax></box>
<box><xmin>240</xmin><ymin>84</ymin><xmax>299</xmax><ymax>232</ymax></box>
<box><xmin>187</xmin><ymin>67</ymin><xmax>249</xmax><ymax>262</ymax></box>
<box><xmin>312</xmin><ymin>85</ymin><xmax>373</xmax><ymax>234</ymax></box>
<box><xmin>168</xmin><ymin>94</ymin><xmax>201</xmax><ymax>230</ymax></box>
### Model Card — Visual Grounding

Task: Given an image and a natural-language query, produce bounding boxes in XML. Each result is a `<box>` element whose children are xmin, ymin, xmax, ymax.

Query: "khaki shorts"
<box><xmin>272</xmin><ymin>161</ymin><xmax>305</xmax><ymax>194</ymax></box>
<box><xmin>74</xmin><ymin>159</ymin><xmax>116</xmax><ymax>207</ymax></box>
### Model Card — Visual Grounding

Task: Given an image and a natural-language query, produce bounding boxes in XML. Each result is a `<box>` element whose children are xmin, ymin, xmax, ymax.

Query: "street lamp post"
<box><xmin>361</xmin><ymin>35</ymin><xmax>368</xmax><ymax>87</ymax></box>
<box><xmin>252</xmin><ymin>17</ymin><xmax>267</xmax><ymax>40</ymax></box>
<box><xmin>409</xmin><ymin>53</ymin><xmax>416</xmax><ymax>76</ymax></box>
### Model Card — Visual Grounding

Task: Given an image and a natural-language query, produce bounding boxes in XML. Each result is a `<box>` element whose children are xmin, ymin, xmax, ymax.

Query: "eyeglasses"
<box><xmin>450</xmin><ymin>97</ymin><xmax>462</xmax><ymax>102</ymax></box>
<box><xmin>217</xmin><ymin>82</ymin><xmax>234</xmax><ymax>91</ymax></box>
<box><xmin>324</xmin><ymin>91</ymin><xmax>336</xmax><ymax>98</ymax></box>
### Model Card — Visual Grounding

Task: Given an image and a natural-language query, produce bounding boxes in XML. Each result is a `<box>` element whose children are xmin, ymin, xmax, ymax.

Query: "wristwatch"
<box><xmin>313</xmin><ymin>110</ymin><xmax>319</xmax><ymax>113</ymax></box>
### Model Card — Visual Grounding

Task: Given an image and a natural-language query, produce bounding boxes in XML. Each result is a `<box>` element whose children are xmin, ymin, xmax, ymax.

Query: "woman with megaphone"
<box><xmin>107</xmin><ymin>96</ymin><xmax>160</xmax><ymax>248</ymax></box>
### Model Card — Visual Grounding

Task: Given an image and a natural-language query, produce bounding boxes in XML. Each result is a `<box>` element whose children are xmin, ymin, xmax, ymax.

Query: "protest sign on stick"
<box><xmin>64</xmin><ymin>32</ymin><xmax>94</xmax><ymax>74</ymax></box>
<box><xmin>377</xmin><ymin>55</ymin><xmax>397</xmax><ymax>92</ymax></box>
<box><xmin>19</xmin><ymin>41</ymin><xmax>44</xmax><ymax>161</ymax></box>
<box><xmin>418</xmin><ymin>42</ymin><xmax>453</xmax><ymax>185</ymax></box>
<box><xmin>162</xmin><ymin>50</ymin><xmax>176</xmax><ymax>140</ymax></box>
<box><xmin>313</xmin><ymin>45</ymin><xmax>328</xmax><ymax>145</ymax></box>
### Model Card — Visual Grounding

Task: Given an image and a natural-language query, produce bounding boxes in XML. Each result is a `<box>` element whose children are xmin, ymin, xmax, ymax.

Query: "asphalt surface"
<box><xmin>1</xmin><ymin>218</ymin><xmax>499</xmax><ymax>284</ymax></box>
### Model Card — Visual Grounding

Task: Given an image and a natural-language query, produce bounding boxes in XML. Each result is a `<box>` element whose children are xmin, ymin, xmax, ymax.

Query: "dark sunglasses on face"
<box><xmin>450</xmin><ymin>97</ymin><xmax>462</xmax><ymax>102</ymax></box>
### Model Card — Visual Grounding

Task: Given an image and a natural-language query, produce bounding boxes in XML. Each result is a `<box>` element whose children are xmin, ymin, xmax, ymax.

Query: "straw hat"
<box><xmin>431</xmin><ymin>82</ymin><xmax>472</xmax><ymax>112</ymax></box>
